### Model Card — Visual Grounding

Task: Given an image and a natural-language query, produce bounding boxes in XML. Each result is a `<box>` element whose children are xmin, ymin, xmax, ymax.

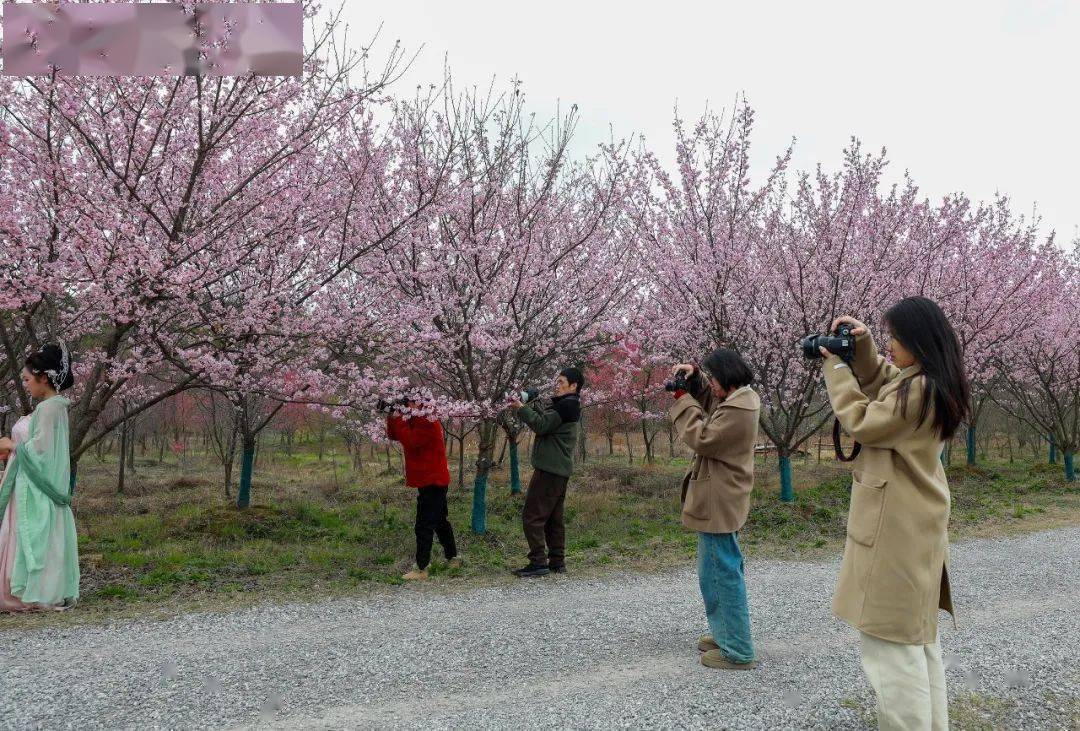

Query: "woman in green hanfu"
<box><xmin>0</xmin><ymin>343</ymin><xmax>80</xmax><ymax>611</ymax></box>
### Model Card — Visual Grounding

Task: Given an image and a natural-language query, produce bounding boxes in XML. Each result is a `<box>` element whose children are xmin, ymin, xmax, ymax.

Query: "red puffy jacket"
<box><xmin>386</xmin><ymin>414</ymin><xmax>451</xmax><ymax>488</ymax></box>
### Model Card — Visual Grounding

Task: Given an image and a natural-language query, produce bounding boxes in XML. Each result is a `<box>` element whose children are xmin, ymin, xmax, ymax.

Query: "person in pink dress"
<box><xmin>0</xmin><ymin>342</ymin><xmax>80</xmax><ymax>612</ymax></box>
<box><xmin>0</xmin><ymin>411</ymin><xmax>34</xmax><ymax>610</ymax></box>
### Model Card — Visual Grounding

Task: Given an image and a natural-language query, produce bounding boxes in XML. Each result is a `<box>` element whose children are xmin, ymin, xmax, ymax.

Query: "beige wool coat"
<box><xmin>823</xmin><ymin>332</ymin><xmax>956</xmax><ymax>645</ymax></box>
<box><xmin>669</xmin><ymin>377</ymin><xmax>761</xmax><ymax>534</ymax></box>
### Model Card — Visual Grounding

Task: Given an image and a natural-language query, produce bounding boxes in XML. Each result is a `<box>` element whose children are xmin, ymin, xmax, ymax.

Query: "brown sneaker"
<box><xmin>401</xmin><ymin>567</ymin><xmax>429</xmax><ymax>581</ymax></box>
<box><xmin>698</xmin><ymin>634</ymin><xmax>720</xmax><ymax>653</ymax></box>
<box><xmin>447</xmin><ymin>557</ymin><xmax>463</xmax><ymax>570</ymax></box>
<box><xmin>701</xmin><ymin>649</ymin><xmax>756</xmax><ymax>670</ymax></box>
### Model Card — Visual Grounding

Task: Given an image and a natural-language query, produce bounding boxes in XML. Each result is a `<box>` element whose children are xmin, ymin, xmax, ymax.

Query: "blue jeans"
<box><xmin>697</xmin><ymin>532</ymin><xmax>755</xmax><ymax>664</ymax></box>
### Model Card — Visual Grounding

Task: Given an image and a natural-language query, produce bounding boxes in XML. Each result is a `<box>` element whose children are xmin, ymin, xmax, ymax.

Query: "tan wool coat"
<box><xmin>823</xmin><ymin>332</ymin><xmax>956</xmax><ymax>645</ymax></box>
<box><xmin>669</xmin><ymin>377</ymin><xmax>761</xmax><ymax>534</ymax></box>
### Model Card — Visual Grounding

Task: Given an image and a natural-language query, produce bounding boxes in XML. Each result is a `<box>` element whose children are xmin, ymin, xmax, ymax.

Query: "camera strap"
<box><xmin>832</xmin><ymin>418</ymin><xmax>862</xmax><ymax>462</ymax></box>
<box><xmin>832</xmin><ymin>356</ymin><xmax>862</xmax><ymax>462</ymax></box>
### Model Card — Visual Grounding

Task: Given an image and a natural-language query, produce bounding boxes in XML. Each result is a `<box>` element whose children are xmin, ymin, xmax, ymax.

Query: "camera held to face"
<box><xmin>376</xmin><ymin>397</ymin><xmax>410</xmax><ymax>413</ymax></box>
<box><xmin>801</xmin><ymin>323</ymin><xmax>856</xmax><ymax>361</ymax></box>
<box><xmin>664</xmin><ymin>371</ymin><xmax>691</xmax><ymax>393</ymax></box>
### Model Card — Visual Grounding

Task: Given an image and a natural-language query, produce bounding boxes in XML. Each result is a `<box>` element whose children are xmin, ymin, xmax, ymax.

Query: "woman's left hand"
<box><xmin>0</xmin><ymin>437</ymin><xmax>13</xmax><ymax>453</ymax></box>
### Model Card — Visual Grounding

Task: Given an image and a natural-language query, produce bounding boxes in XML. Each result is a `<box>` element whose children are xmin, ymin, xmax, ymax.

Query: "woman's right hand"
<box><xmin>671</xmin><ymin>363</ymin><xmax>696</xmax><ymax>378</ymax></box>
<box><xmin>829</xmin><ymin>316</ymin><xmax>868</xmax><ymax>336</ymax></box>
<box><xmin>0</xmin><ymin>437</ymin><xmax>13</xmax><ymax>453</ymax></box>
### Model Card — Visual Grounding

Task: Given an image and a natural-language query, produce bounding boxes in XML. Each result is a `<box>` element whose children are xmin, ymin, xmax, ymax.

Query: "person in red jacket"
<box><xmin>385</xmin><ymin>400</ymin><xmax>459</xmax><ymax>581</ymax></box>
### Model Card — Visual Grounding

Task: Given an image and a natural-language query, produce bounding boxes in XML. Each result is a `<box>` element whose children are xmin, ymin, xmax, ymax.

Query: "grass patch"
<box><xmin>950</xmin><ymin>692</ymin><xmax>1019</xmax><ymax>730</ymax></box>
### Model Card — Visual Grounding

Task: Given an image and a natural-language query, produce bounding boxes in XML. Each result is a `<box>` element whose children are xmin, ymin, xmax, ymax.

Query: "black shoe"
<box><xmin>549</xmin><ymin>564</ymin><xmax>566</xmax><ymax>574</ymax></box>
<box><xmin>512</xmin><ymin>563</ymin><xmax>550</xmax><ymax>577</ymax></box>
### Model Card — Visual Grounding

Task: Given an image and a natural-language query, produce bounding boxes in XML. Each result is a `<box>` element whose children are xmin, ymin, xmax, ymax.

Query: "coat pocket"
<box><xmin>683</xmin><ymin>477</ymin><xmax>712</xmax><ymax>520</ymax></box>
<box><xmin>847</xmin><ymin>473</ymin><xmax>886</xmax><ymax>547</ymax></box>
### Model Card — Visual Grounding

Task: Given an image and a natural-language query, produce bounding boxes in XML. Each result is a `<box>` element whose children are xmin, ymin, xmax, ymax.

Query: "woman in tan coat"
<box><xmin>669</xmin><ymin>347</ymin><xmax>761</xmax><ymax>671</ymax></box>
<box><xmin>821</xmin><ymin>297</ymin><xmax>970</xmax><ymax>731</ymax></box>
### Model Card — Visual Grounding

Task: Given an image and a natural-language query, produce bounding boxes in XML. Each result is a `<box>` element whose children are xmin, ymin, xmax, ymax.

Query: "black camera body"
<box><xmin>801</xmin><ymin>323</ymin><xmax>856</xmax><ymax>361</ymax></box>
<box><xmin>664</xmin><ymin>372</ymin><xmax>691</xmax><ymax>393</ymax></box>
<box><xmin>376</xmin><ymin>397</ymin><xmax>409</xmax><ymax>413</ymax></box>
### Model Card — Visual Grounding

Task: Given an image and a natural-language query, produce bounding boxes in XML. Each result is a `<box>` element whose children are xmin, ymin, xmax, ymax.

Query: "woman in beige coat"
<box><xmin>669</xmin><ymin>347</ymin><xmax>761</xmax><ymax>671</ymax></box>
<box><xmin>821</xmin><ymin>297</ymin><xmax>970</xmax><ymax>731</ymax></box>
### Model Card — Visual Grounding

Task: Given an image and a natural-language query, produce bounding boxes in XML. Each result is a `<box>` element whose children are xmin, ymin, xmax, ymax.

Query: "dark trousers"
<box><xmin>522</xmin><ymin>469</ymin><xmax>569</xmax><ymax>567</ymax></box>
<box><xmin>415</xmin><ymin>485</ymin><xmax>457</xmax><ymax>570</ymax></box>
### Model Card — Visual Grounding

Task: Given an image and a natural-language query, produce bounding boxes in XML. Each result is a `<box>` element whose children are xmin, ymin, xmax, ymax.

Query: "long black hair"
<box><xmin>25</xmin><ymin>343</ymin><xmax>75</xmax><ymax>392</ymax></box>
<box><xmin>883</xmin><ymin>297</ymin><xmax>969</xmax><ymax>440</ymax></box>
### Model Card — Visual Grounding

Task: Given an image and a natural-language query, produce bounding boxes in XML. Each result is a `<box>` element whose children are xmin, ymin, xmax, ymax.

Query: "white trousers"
<box><xmin>859</xmin><ymin>631</ymin><xmax>948</xmax><ymax>731</ymax></box>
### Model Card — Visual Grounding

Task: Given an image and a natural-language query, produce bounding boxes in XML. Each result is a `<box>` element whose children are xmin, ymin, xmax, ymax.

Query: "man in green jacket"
<box><xmin>509</xmin><ymin>367</ymin><xmax>584</xmax><ymax>577</ymax></box>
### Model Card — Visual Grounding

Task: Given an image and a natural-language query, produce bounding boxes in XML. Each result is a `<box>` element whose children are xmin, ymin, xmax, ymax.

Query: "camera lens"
<box><xmin>801</xmin><ymin>335</ymin><xmax>823</xmax><ymax>359</ymax></box>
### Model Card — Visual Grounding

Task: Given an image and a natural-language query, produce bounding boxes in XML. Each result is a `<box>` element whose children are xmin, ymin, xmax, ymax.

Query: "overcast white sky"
<box><xmin>337</xmin><ymin>0</ymin><xmax>1078</xmax><ymax>243</ymax></box>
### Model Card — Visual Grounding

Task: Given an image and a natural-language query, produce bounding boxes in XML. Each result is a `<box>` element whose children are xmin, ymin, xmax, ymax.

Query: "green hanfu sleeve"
<box><xmin>13</xmin><ymin>400</ymin><xmax>72</xmax><ymax>508</ymax></box>
<box><xmin>0</xmin><ymin>451</ymin><xmax>16</xmax><ymax>515</ymax></box>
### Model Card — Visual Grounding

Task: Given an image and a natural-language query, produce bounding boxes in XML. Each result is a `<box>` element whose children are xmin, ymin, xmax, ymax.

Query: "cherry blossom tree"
<box><xmin>371</xmin><ymin>82</ymin><xmax>641</xmax><ymax>533</ymax></box>
<box><xmin>0</xmin><ymin>11</ymin><xmax>436</xmax><ymax>502</ymax></box>
<box><xmin>903</xmin><ymin>196</ymin><xmax>1058</xmax><ymax>464</ymax></box>
<box><xmin>746</xmin><ymin>144</ymin><xmax>925</xmax><ymax>499</ymax></box>
<box><xmin>992</xmin><ymin>246</ymin><xmax>1079</xmax><ymax>481</ymax></box>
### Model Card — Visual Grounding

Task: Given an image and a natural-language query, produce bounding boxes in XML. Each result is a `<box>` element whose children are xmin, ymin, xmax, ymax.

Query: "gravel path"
<box><xmin>2</xmin><ymin>527</ymin><xmax>1078</xmax><ymax>730</ymax></box>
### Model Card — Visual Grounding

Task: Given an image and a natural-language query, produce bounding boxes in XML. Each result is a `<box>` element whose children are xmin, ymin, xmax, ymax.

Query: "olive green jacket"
<box><xmin>517</xmin><ymin>394</ymin><xmax>580</xmax><ymax>478</ymax></box>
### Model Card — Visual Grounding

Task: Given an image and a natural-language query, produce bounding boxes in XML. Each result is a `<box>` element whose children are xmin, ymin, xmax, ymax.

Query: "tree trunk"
<box><xmin>353</xmin><ymin>439</ymin><xmax>364</xmax><ymax>472</ymax></box>
<box><xmin>126</xmin><ymin>421</ymin><xmax>136</xmax><ymax>475</ymax></box>
<box><xmin>778</xmin><ymin>449</ymin><xmax>794</xmax><ymax>503</ymax></box>
<box><xmin>507</xmin><ymin>430</ymin><xmax>521</xmax><ymax>495</ymax></box>
<box><xmin>457</xmin><ymin>435</ymin><xmax>466</xmax><ymax>491</ymax></box>
<box><xmin>117</xmin><ymin>422</ymin><xmax>128</xmax><ymax>495</ymax></box>
<box><xmin>966</xmin><ymin>424</ymin><xmax>976</xmax><ymax>465</ymax></box>
<box><xmin>471</xmin><ymin>420</ymin><xmax>498</xmax><ymax>534</ymax></box>
<box><xmin>223</xmin><ymin>452</ymin><xmax>234</xmax><ymax>499</ymax></box>
<box><xmin>641</xmin><ymin>420</ymin><xmax>653</xmax><ymax>464</ymax></box>
<box><xmin>496</xmin><ymin>436</ymin><xmax>508</xmax><ymax>467</ymax></box>
<box><xmin>577</xmin><ymin>410</ymin><xmax>587</xmax><ymax>464</ymax></box>
<box><xmin>1049</xmin><ymin>434</ymin><xmax>1058</xmax><ymax>464</ymax></box>
<box><xmin>236</xmin><ymin>431</ymin><xmax>256</xmax><ymax>509</ymax></box>
<box><xmin>1065</xmin><ymin>451</ymin><xmax>1076</xmax><ymax>482</ymax></box>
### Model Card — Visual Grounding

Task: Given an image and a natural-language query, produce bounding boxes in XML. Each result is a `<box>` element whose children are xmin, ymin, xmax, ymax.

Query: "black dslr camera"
<box><xmin>376</xmin><ymin>397</ymin><xmax>409</xmax><ymax>413</ymax></box>
<box><xmin>801</xmin><ymin>323</ymin><xmax>856</xmax><ymax>362</ymax></box>
<box><xmin>801</xmin><ymin>323</ymin><xmax>864</xmax><ymax>462</ymax></box>
<box><xmin>664</xmin><ymin>371</ymin><xmax>692</xmax><ymax>393</ymax></box>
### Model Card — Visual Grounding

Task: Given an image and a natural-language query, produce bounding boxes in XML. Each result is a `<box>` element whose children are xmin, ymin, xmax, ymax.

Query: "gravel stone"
<box><xmin>1</xmin><ymin>527</ymin><xmax>1077</xmax><ymax>730</ymax></box>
